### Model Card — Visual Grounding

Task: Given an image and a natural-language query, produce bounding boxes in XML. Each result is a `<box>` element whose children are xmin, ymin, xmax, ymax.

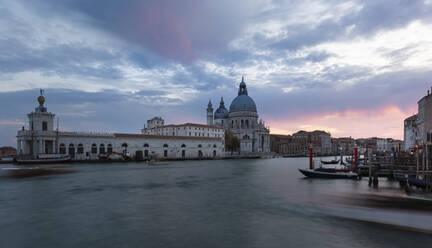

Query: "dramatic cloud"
<box><xmin>1</xmin><ymin>0</ymin><xmax>432</xmax><ymax>145</ymax></box>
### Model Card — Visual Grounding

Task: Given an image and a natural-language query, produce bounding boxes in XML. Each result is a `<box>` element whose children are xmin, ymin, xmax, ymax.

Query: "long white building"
<box><xmin>16</xmin><ymin>91</ymin><xmax>224</xmax><ymax>161</ymax></box>
<box><xmin>142</xmin><ymin>117</ymin><xmax>224</xmax><ymax>139</ymax></box>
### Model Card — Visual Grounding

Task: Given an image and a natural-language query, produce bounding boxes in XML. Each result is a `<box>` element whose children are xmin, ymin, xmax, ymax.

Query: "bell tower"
<box><xmin>24</xmin><ymin>89</ymin><xmax>57</xmax><ymax>156</ymax></box>
<box><xmin>206</xmin><ymin>100</ymin><xmax>213</xmax><ymax>125</ymax></box>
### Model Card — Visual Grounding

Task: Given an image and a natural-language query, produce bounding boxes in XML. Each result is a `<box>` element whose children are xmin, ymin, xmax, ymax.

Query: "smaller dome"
<box><xmin>214</xmin><ymin>97</ymin><xmax>229</xmax><ymax>119</ymax></box>
<box><xmin>215</xmin><ymin>107</ymin><xmax>229</xmax><ymax>119</ymax></box>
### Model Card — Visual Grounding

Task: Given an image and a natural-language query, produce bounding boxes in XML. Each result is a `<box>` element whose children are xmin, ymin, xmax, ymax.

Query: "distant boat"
<box><xmin>1</xmin><ymin>167</ymin><xmax>75</xmax><ymax>178</ymax></box>
<box><xmin>320</xmin><ymin>159</ymin><xmax>340</xmax><ymax>165</ymax></box>
<box><xmin>299</xmin><ymin>168</ymin><xmax>359</xmax><ymax>179</ymax></box>
<box><xmin>15</xmin><ymin>155</ymin><xmax>71</xmax><ymax>165</ymax></box>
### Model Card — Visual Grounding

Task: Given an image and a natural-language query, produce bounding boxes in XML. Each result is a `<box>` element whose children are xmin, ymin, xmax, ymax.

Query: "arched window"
<box><xmin>241</xmin><ymin>120</ymin><xmax>244</xmax><ymax>128</ymax></box>
<box><xmin>163</xmin><ymin>144</ymin><xmax>168</xmax><ymax>148</ymax></box>
<box><xmin>144</xmin><ymin>143</ymin><xmax>149</xmax><ymax>147</ymax></box>
<box><xmin>68</xmin><ymin>144</ymin><xmax>75</xmax><ymax>155</ymax></box>
<box><xmin>107</xmin><ymin>144</ymin><xmax>113</xmax><ymax>153</ymax></box>
<box><xmin>198</xmin><ymin>144</ymin><xmax>202</xmax><ymax>148</ymax></box>
<box><xmin>246</xmin><ymin>120</ymin><xmax>249</xmax><ymax>128</ymax></box>
<box><xmin>198</xmin><ymin>150</ymin><xmax>203</xmax><ymax>158</ymax></box>
<box><xmin>77</xmin><ymin>144</ymin><xmax>84</xmax><ymax>154</ymax></box>
<box><xmin>213</xmin><ymin>144</ymin><xmax>217</xmax><ymax>148</ymax></box>
<box><xmin>99</xmin><ymin>144</ymin><xmax>105</xmax><ymax>154</ymax></box>
<box><xmin>91</xmin><ymin>144</ymin><xmax>97</xmax><ymax>154</ymax></box>
<box><xmin>59</xmin><ymin>143</ymin><xmax>66</xmax><ymax>154</ymax></box>
<box><xmin>181</xmin><ymin>144</ymin><xmax>186</xmax><ymax>148</ymax></box>
<box><xmin>213</xmin><ymin>150</ymin><xmax>217</xmax><ymax>157</ymax></box>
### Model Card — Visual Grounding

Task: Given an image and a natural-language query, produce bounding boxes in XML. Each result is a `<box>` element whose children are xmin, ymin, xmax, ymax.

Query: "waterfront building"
<box><xmin>270</xmin><ymin>130</ymin><xmax>331</xmax><ymax>156</ymax></box>
<box><xmin>208</xmin><ymin>77</ymin><xmax>270</xmax><ymax>154</ymax></box>
<box><xmin>16</xmin><ymin>91</ymin><xmax>224</xmax><ymax>161</ymax></box>
<box><xmin>331</xmin><ymin>137</ymin><xmax>355</xmax><ymax>155</ymax></box>
<box><xmin>0</xmin><ymin>146</ymin><xmax>16</xmax><ymax>158</ymax></box>
<box><xmin>404</xmin><ymin>114</ymin><xmax>418</xmax><ymax>151</ymax></box>
<box><xmin>141</xmin><ymin>118</ymin><xmax>224</xmax><ymax>139</ymax></box>
<box><xmin>403</xmin><ymin>88</ymin><xmax>432</xmax><ymax>151</ymax></box>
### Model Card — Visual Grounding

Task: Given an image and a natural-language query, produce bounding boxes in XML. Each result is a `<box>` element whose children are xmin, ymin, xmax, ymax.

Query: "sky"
<box><xmin>1</xmin><ymin>0</ymin><xmax>432</xmax><ymax>146</ymax></box>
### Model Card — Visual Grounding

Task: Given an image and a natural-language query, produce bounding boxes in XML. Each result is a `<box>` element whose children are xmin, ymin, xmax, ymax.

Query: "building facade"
<box><xmin>17</xmin><ymin>91</ymin><xmax>224</xmax><ymax>161</ymax></box>
<box><xmin>404</xmin><ymin>114</ymin><xmax>418</xmax><ymax>151</ymax></box>
<box><xmin>142</xmin><ymin>119</ymin><xmax>224</xmax><ymax>139</ymax></box>
<box><xmin>403</xmin><ymin>88</ymin><xmax>432</xmax><ymax>150</ymax></box>
<box><xmin>208</xmin><ymin>77</ymin><xmax>270</xmax><ymax>154</ymax></box>
<box><xmin>0</xmin><ymin>146</ymin><xmax>16</xmax><ymax>158</ymax></box>
<box><xmin>270</xmin><ymin>130</ymin><xmax>331</xmax><ymax>156</ymax></box>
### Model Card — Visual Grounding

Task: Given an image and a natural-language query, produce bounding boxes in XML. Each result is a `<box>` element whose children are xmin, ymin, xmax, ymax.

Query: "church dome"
<box><xmin>229</xmin><ymin>77</ymin><xmax>257</xmax><ymax>113</ymax></box>
<box><xmin>229</xmin><ymin>95</ymin><xmax>257</xmax><ymax>113</ymax></box>
<box><xmin>215</xmin><ymin>97</ymin><xmax>229</xmax><ymax>119</ymax></box>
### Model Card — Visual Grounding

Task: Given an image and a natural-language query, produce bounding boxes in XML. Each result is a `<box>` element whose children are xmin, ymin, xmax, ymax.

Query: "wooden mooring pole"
<box><xmin>309</xmin><ymin>144</ymin><xmax>313</xmax><ymax>170</ymax></box>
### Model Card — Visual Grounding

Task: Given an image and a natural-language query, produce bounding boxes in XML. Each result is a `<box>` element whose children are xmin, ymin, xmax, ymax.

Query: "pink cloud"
<box><xmin>268</xmin><ymin>105</ymin><xmax>417</xmax><ymax>139</ymax></box>
<box><xmin>125</xmin><ymin>2</ymin><xmax>197</xmax><ymax>61</ymax></box>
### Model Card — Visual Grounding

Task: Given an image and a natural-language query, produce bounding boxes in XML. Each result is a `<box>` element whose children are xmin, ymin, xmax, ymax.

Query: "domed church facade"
<box><xmin>206</xmin><ymin>77</ymin><xmax>270</xmax><ymax>154</ymax></box>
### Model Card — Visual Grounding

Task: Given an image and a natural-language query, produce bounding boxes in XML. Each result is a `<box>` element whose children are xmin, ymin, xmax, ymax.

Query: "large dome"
<box><xmin>229</xmin><ymin>94</ymin><xmax>257</xmax><ymax>113</ymax></box>
<box><xmin>229</xmin><ymin>77</ymin><xmax>257</xmax><ymax>113</ymax></box>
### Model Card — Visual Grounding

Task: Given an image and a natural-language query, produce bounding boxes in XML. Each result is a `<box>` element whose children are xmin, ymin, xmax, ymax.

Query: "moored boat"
<box><xmin>15</xmin><ymin>154</ymin><xmax>71</xmax><ymax>165</ymax></box>
<box><xmin>320</xmin><ymin>159</ymin><xmax>340</xmax><ymax>165</ymax></box>
<box><xmin>298</xmin><ymin>168</ymin><xmax>359</xmax><ymax>179</ymax></box>
<box><xmin>1</xmin><ymin>167</ymin><xmax>75</xmax><ymax>178</ymax></box>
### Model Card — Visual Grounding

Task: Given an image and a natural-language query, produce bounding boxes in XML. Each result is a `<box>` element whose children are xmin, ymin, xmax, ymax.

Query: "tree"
<box><xmin>225</xmin><ymin>130</ymin><xmax>240</xmax><ymax>154</ymax></box>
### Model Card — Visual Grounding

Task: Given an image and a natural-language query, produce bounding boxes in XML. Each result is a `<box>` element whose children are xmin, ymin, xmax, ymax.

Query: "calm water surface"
<box><xmin>1</xmin><ymin>158</ymin><xmax>431</xmax><ymax>248</ymax></box>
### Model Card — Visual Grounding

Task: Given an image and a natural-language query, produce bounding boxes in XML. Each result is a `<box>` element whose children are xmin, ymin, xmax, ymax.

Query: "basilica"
<box><xmin>206</xmin><ymin>77</ymin><xmax>270</xmax><ymax>154</ymax></box>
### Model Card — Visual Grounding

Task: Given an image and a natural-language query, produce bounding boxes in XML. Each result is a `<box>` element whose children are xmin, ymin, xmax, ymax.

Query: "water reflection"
<box><xmin>0</xmin><ymin>158</ymin><xmax>431</xmax><ymax>247</ymax></box>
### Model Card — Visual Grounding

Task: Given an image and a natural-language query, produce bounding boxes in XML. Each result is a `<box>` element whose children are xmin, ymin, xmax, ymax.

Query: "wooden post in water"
<box><xmin>416</xmin><ymin>145</ymin><xmax>419</xmax><ymax>179</ymax></box>
<box><xmin>422</xmin><ymin>144</ymin><xmax>426</xmax><ymax>178</ymax></box>
<box><xmin>354</xmin><ymin>145</ymin><xmax>358</xmax><ymax>170</ymax></box>
<box><xmin>309</xmin><ymin>144</ymin><xmax>313</xmax><ymax>170</ymax></box>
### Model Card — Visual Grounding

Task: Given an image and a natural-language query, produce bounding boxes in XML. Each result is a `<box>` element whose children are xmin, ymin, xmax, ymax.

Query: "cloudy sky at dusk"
<box><xmin>1</xmin><ymin>0</ymin><xmax>432</xmax><ymax>146</ymax></box>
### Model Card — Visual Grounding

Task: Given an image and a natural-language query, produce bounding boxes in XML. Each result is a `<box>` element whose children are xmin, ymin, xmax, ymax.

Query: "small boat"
<box><xmin>1</xmin><ymin>167</ymin><xmax>75</xmax><ymax>178</ymax></box>
<box><xmin>299</xmin><ymin>168</ymin><xmax>359</xmax><ymax>179</ymax></box>
<box><xmin>15</xmin><ymin>155</ymin><xmax>71</xmax><ymax>164</ymax></box>
<box><xmin>320</xmin><ymin>159</ymin><xmax>340</xmax><ymax>164</ymax></box>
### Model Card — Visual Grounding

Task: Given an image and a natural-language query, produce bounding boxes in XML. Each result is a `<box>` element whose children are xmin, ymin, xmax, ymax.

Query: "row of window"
<box><xmin>59</xmin><ymin>143</ymin><xmax>218</xmax><ymax>154</ymax></box>
<box><xmin>231</xmin><ymin>119</ymin><xmax>251</xmax><ymax>129</ymax></box>
<box><xmin>59</xmin><ymin>143</ymin><xmax>114</xmax><ymax>154</ymax></box>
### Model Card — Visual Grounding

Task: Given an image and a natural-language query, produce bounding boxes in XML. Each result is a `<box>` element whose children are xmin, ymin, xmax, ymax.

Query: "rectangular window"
<box><xmin>164</xmin><ymin>150</ymin><xmax>168</xmax><ymax>157</ymax></box>
<box><xmin>42</xmin><ymin>121</ymin><xmax>47</xmax><ymax>131</ymax></box>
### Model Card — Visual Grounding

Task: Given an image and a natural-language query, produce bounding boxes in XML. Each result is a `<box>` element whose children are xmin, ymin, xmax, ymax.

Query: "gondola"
<box><xmin>320</xmin><ymin>159</ymin><xmax>340</xmax><ymax>164</ymax></box>
<box><xmin>298</xmin><ymin>168</ymin><xmax>359</xmax><ymax>179</ymax></box>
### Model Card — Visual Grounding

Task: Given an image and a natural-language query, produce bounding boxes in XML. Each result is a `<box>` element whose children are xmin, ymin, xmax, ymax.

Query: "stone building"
<box><xmin>207</xmin><ymin>77</ymin><xmax>270</xmax><ymax>154</ymax></box>
<box><xmin>0</xmin><ymin>146</ymin><xmax>16</xmax><ymax>158</ymax></box>
<box><xmin>403</xmin><ymin>88</ymin><xmax>432</xmax><ymax>151</ymax></box>
<box><xmin>331</xmin><ymin>137</ymin><xmax>355</xmax><ymax>155</ymax></box>
<box><xmin>404</xmin><ymin>114</ymin><xmax>418</xmax><ymax>151</ymax></box>
<box><xmin>142</xmin><ymin>118</ymin><xmax>224</xmax><ymax>139</ymax></box>
<box><xmin>270</xmin><ymin>130</ymin><xmax>331</xmax><ymax>156</ymax></box>
<box><xmin>16</xmin><ymin>91</ymin><xmax>224</xmax><ymax>161</ymax></box>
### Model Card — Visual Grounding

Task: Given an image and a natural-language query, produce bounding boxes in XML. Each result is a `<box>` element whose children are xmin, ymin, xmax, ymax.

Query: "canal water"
<box><xmin>1</xmin><ymin>158</ymin><xmax>431</xmax><ymax>247</ymax></box>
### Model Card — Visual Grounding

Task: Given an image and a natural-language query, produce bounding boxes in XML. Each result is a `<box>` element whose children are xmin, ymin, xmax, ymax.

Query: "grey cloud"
<box><xmin>0</xmin><ymin>38</ymin><xmax>123</xmax><ymax>79</ymax></box>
